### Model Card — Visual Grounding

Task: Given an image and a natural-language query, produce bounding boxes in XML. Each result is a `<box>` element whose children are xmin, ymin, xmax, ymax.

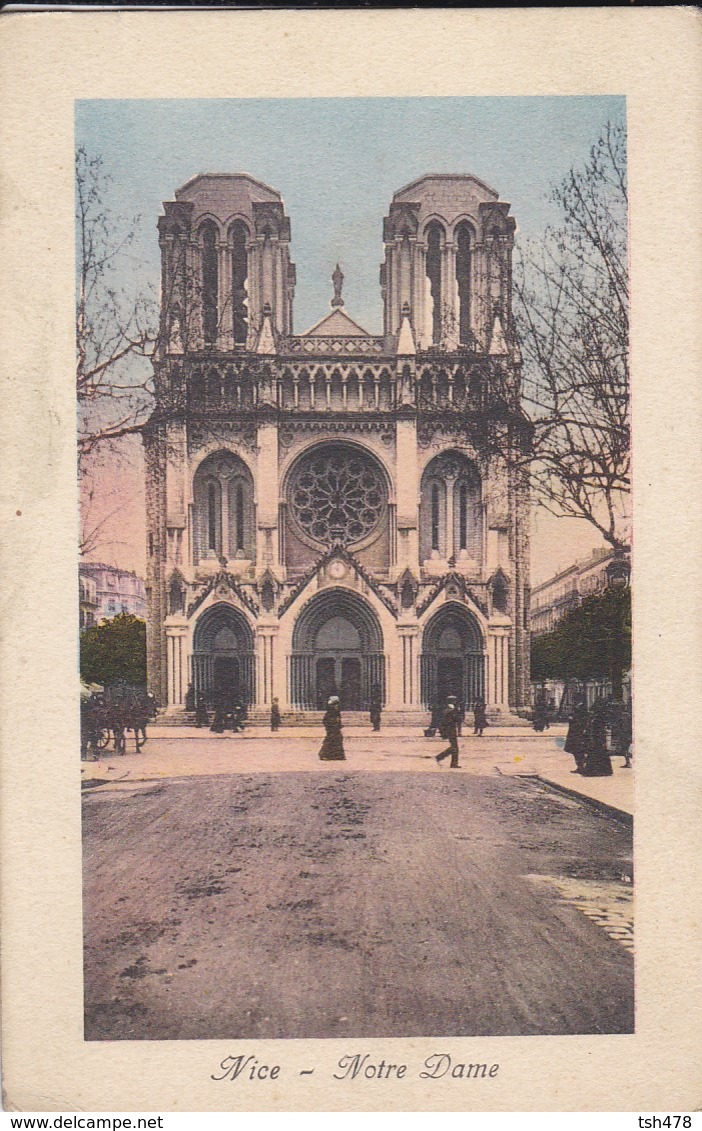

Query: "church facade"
<box><xmin>144</xmin><ymin>172</ymin><xmax>531</xmax><ymax>717</ymax></box>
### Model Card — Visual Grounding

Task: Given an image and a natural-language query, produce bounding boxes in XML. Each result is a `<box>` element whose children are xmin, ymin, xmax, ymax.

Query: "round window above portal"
<box><xmin>287</xmin><ymin>444</ymin><xmax>387</xmax><ymax>550</ymax></box>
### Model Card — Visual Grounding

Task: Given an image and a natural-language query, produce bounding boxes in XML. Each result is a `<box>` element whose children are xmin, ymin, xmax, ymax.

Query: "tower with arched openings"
<box><xmin>145</xmin><ymin>172</ymin><xmax>531</xmax><ymax>719</ymax></box>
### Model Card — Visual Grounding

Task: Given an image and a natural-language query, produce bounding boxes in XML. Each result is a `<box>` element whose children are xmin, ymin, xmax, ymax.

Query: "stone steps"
<box><xmin>156</xmin><ymin>707</ymin><xmax>528</xmax><ymax>728</ymax></box>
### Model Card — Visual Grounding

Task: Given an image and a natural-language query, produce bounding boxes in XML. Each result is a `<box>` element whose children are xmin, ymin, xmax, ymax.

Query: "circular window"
<box><xmin>289</xmin><ymin>446</ymin><xmax>386</xmax><ymax>547</ymax></box>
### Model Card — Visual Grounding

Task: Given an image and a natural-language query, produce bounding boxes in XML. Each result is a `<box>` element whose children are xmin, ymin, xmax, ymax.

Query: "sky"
<box><xmin>76</xmin><ymin>96</ymin><xmax>626</xmax><ymax>584</ymax></box>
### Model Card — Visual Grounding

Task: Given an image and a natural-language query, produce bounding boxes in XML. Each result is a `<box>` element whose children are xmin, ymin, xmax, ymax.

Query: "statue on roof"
<box><xmin>331</xmin><ymin>263</ymin><xmax>344</xmax><ymax>308</ymax></box>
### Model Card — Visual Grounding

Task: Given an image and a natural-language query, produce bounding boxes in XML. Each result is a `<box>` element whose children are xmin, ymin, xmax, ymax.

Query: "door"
<box><xmin>340</xmin><ymin>657</ymin><xmax>362</xmax><ymax>711</ymax></box>
<box><xmin>437</xmin><ymin>656</ymin><xmax>463</xmax><ymax>704</ymax></box>
<box><xmin>214</xmin><ymin>656</ymin><xmax>240</xmax><ymax>708</ymax></box>
<box><xmin>316</xmin><ymin>657</ymin><xmax>337</xmax><ymax>709</ymax></box>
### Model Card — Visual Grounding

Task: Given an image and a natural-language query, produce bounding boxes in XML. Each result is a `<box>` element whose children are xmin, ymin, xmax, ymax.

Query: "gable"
<box><xmin>301</xmin><ymin>308</ymin><xmax>372</xmax><ymax>338</ymax></box>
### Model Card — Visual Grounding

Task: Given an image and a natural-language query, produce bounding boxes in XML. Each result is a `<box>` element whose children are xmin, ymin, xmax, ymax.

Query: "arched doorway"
<box><xmin>192</xmin><ymin>604</ymin><xmax>255</xmax><ymax>708</ymax></box>
<box><xmin>420</xmin><ymin>604</ymin><xmax>485</xmax><ymax>709</ymax></box>
<box><xmin>290</xmin><ymin>589</ymin><xmax>385</xmax><ymax>710</ymax></box>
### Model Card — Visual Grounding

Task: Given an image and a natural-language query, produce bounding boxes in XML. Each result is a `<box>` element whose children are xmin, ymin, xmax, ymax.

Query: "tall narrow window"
<box><xmin>235</xmin><ymin>484</ymin><xmax>244</xmax><ymax>552</ymax></box>
<box><xmin>207</xmin><ymin>481</ymin><xmax>218</xmax><ymax>551</ymax></box>
<box><xmin>459</xmin><ymin>484</ymin><xmax>468</xmax><ymax>550</ymax></box>
<box><xmin>201</xmin><ymin>222</ymin><xmax>218</xmax><ymax>345</ymax></box>
<box><xmin>231</xmin><ymin>221</ymin><xmax>249</xmax><ymax>345</ymax></box>
<box><xmin>431</xmin><ymin>483</ymin><xmax>440</xmax><ymax>551</ymax></box>
<box><xmin>426</xmin><ymin>223</ymin><xmax>443</xmax><ymax>345</ymax></box>
<box><xmin>455</xmin><ymin>222</ymin><xmax>472</xmax><ymax>345</ymax></box>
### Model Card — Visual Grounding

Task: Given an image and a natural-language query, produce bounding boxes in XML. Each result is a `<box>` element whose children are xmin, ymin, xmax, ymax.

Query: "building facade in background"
<box><xmin>530</xmin><ymin>546</ymin><xmax>631</xmax><ymax>638</ymax></box>
<box><xmin>79</xmin><ymin>563</ymin><xmax>147</xmax><ymax>626</ymax></box>
<box><xmin>145</xmin><ymin>173</ymin><xmax>531</xmax><ymax>716</ymax></box>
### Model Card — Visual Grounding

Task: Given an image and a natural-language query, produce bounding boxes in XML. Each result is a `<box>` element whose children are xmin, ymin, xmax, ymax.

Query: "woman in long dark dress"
<box><xmin>564</xmin><ymin>697</ymin><xmax>589</xmax><ymax>773</ymax></box>
<box><xmin>581</xmin><ymin>699</ymin><xmax>613</xmax><ymax>777</ymax></box>
<box><xmin>318</xmin><ymin>696</ymin><xmax>345</xmax><ymax>761</ymax></box>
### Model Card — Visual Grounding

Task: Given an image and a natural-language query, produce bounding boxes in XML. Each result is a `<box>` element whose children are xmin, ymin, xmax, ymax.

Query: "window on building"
<box><xmin>420</xmin><ymin>452</ymin><xmax>482</xmax><ymax>564</ymax></box>
<box><xmin>201</xmin><ymin>221</ymin><xmax>218</xmax><ymax>345</ymax></box>
<box><xmin>192</xmin><ymin>452</ymin><xmax>254</xmax><ymax>564</ymax></box>
<box><xmin>234</xmin><ymin>483</ymin><xmax>245</xmax><ymax>552</ymax></box>
<box><xmin>230</xmin><ymin>220</ymin><xmax>249</xmax><ymax>345</ymax></box>
<box><xmin>207</xmin><ymin>480</ymin><xmax>220</xmax><ymax>553</ymax></box>
<box><xmin>458</xmin><ymin>484</ymin><xmax>468</xmax><ymax>550</ymax></box>
<box><xmin>431</xmin><ymin>483</ymin><xmax>441</xmax><ymax>551</ymax></box>
<box><xmin>455</xmin><ymin>222</ymin><xmax>472</xmax><ymax>345</ymax></box>
<box><xmin>425</xmin><ymin>222</ymin><xmax>444</xmax><ymax>346</ymax></box>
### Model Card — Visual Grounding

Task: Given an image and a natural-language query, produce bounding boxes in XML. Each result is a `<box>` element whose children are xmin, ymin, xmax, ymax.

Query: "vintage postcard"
<box><xmin>0</xmin><ymin>8</ymin><xmax>700</xmax><ymax>1114</ymax></box>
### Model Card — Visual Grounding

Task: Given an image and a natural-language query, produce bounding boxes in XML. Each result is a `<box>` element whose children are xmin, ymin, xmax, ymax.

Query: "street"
<box><xmin>83</xmin><ymin>733</ymin><xmax>633</xmax><ymax>1040</ymax></box>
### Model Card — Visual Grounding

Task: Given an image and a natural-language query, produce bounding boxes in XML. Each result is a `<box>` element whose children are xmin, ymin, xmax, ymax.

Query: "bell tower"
<box><xmin>381</xmin><ymin>173</ymin><xmax>516</xmax><ymax>353</ymax></box>
<box><xmin>157</xmin><ymin>173</ymin><xmax>296</xmax><ymax>355</ymax></box>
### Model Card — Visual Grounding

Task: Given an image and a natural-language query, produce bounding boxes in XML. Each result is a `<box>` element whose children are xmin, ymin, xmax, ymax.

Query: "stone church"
<box><xmin>145</xmin><ymin>172</ymin><xmax>531</xmax><ymax>719</ymax></box>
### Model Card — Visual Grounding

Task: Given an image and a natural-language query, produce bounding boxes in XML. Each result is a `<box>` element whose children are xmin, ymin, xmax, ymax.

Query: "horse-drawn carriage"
<box><xmin>80</xmin><ymin>681</ymin><xmax>157</xmax><ymax>758</ymax></box>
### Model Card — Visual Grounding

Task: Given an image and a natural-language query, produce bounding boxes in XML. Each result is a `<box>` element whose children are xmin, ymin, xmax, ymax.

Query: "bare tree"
<box><xmin>514</xmin><ymin>121</ymin><xmax>629</xmax><ymax>548</ymax></box>
<box><xmin>76</xmin><ymin>146</ymin><xmax>158</xmax><ymax>467</ymax></box>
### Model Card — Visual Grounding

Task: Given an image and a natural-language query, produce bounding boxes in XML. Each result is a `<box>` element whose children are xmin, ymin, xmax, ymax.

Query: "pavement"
<box><xmin>83</xmin><ymin>765</ymin><xmax>633</xmax><ymax>1040</ymax></box>
<box><xmin>81</xmin><ymin>723</ymin><xmax>633</xmax><ymax>818</ymax></box>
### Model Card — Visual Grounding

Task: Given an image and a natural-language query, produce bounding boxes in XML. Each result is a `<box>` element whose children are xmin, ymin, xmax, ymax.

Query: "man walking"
<box><xmin>435</xmin><ymin>696</ymin><xmax>461</xmax><ymax>768</ymax></box>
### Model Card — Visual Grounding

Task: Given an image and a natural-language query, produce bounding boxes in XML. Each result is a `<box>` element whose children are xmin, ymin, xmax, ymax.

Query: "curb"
<box><xmin>522</xmin><ymin>773</ymin><xmax>633</xmax><ymax>827</ymax></box>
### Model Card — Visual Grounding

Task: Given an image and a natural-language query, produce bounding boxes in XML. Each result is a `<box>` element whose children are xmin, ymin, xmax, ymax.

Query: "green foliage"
<box><xmin>531</xmin><ymin>587</ymin><xmax>631</xmax><ymax>684</ymax></box>
<box><xmin>80</xmin><ymin>613</ymin><xmax>146</xmax><ymax>686</ymax></box>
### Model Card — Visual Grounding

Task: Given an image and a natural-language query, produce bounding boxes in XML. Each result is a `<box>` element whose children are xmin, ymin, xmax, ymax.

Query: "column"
<box><xmin>164</xmin><ymin>619</ymin><xmax>188</xmax><ymax>708</ymax></box>
<box><xmin>395</xmin><ymin>417</ymin><xmax>419</xmax><ymax>577</ymax></box>
<box><xmin>218</xmin><ymin>241</ymin><xmax>232</xmax><ymax>350</ymax></box>
<box><xmin>487</xmin><ymin>627</ymin><xmax>510</xmax><ymax>710</ymax></box>
<box><xmin>398</xmin><ymin>624</ymin><xmax>420</xmax><ymax>706</ymax></box>
<box><xmin>220</xmin><ymin>476</ymin><xmax>230</xmax><ymax>559</ymax></box>
<box><xmin>256</xmin><ymin>623</ymin><xmax>279</xmax><ymax>706</ymax></box>
<box><xmin>256</xmin><ymin>419</ymin><xmax>280</xmax><ymax>574</ymax></box>
<box><xmin>445</xmin><ymin>475</ymin><xmax>456</xmax><ymax>560</ymax></box>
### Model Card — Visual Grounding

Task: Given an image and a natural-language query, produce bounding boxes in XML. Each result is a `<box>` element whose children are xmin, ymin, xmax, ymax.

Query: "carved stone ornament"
<box><xmin>289</xmin><ymin>447</ymin><xmax>385</xmax><ymax>548</ymax></box>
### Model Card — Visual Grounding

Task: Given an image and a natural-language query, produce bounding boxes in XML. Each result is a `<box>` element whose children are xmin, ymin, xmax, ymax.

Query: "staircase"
<box><xmin>156</xmin><ymin>707</ymin><xmax>528</xmax><ymax>728</ymax></box>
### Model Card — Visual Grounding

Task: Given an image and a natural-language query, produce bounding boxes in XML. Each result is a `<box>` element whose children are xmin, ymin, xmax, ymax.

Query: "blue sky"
<box><xmin>76</xmin><ymin>96</ymin><xmax>625</xmax><ymax>335</ymax></box>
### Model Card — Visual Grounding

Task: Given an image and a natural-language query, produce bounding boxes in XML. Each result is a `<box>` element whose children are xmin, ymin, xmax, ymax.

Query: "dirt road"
<box><xmin>83</xmin><ymin>771</ymin><xmax>633</xmax><ymax>1040</ymax></box>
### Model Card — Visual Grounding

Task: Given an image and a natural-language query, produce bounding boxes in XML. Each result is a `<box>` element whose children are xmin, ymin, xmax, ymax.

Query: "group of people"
<box><xmin>564</xmin><ymin>695</ymin><xmax>632</xmax><ymax>777</ymax></box>
<box><xmin>80</xmin><ymin>684</ymin><xmax>157</xmax><ymax>759</ymax></box>
<box><xmin>186</xmin><ymin>682</ymin><xmax>631</xmax><ymax>780</ymax></box>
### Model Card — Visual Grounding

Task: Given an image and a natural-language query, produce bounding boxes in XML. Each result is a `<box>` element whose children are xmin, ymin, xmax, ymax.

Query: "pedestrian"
<box><xmin>210</xmin><ymin>690</ymin><xmax>226</xmax><ymax>734</ymax></box>
<box><xmin>581</xmin><ymin>699</ymin><xmax>613</xmax><ymax>777</ymax></box>
<box><xmin>564</xmin><ymin>695</ymin><xmax>589</xmax><ymax>773</ymax></box>
<box><xmin>80</xmin><ymin>699</ymin><xmax>98</xmax><ymax>761</ymax></box>
<box><xmin>184</xmin><ymin>683</ymin><xmax>195</xmax><ymax>713</ymax></box>
<box><xmin>270</xmin><ymin>697</ymin><xmax>281</xmax><ymax>732</ymax></box>
<box><xmin>424</xmin><ymin>700</ymin><xmax>442</xmax><ymax>738</ymax></box>
<box><xmin>435</xmin><ymin>696</ymin><xmax>461</xmax><ymax>768</ymax></box>
<box><xmin>195</xmin><ymin>693</ymin><xmax>209</xmax><ymax>728</ymax></box>
<box><xmin>369</xmin><ymin>683</ymin><xmax>382</xmax><ymax>732</ymax></box>
<box><xmin>456</xmin><ymin>699</ymin><xmax>466</xmax><ymax>737</ymax></box>
<box><xmin>473</xmin><ymin>698</ymin><xmax>488</xmax><ymax>737</ymax></box>
<box><xmin>621</xmin><ymin>700</ymin><xmax>633</xmax><ymax>768</ymax></box>
<box><xmin>532</xmin><ymin>697</ymin><xmax>549</xmax><ymax>732</ymax></box>
<box><xmin>229</xmin><ymin>701</ymin><xmax>246</xmax><ymax>733</ymax></box>
<box><xmin>318</xmin><ymin>695</ymin><xmax>345</xmax><ymax>761</ymax></box>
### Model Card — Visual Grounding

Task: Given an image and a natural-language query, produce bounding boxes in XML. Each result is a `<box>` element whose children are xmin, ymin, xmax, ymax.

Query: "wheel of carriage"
<box><xmin>96</xmin><ymin>728</ymin><xmax>110</xmax><ymax>751</ymax></box>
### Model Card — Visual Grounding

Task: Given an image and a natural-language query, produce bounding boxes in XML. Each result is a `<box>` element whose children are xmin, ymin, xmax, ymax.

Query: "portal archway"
<box><xmin>420</xmin><ymin>603</ymin><xmax>485</xmax><ymax>709</ymax></box>
<box><xmin>290</xmin><ymin>589</ymin><xmax>385</xmax><ymax>710</ymax></box>
<box><xmin>192</xmin><ymin>603</ymin><xmax>255</xmax><ymax>707</ymax></box>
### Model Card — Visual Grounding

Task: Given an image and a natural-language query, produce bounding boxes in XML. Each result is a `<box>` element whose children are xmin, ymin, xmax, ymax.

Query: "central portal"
<box><xmin>314</xmin><ymin>615</ymin><xmax>363</xmax><ymax>709</ymax></box>
<box><xmin>290</xmin><ymin>588</ymin><xmax>385</xmax><ymax>711</ymax></box>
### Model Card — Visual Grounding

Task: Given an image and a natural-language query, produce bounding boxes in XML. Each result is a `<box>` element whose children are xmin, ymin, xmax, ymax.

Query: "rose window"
<box><xmin>289</xmin><ymin>447</ymin><xmax>385</xmax><ymax>546</ymax></box>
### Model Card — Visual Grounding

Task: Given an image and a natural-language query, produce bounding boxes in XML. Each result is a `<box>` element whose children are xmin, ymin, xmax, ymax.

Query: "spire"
<box><xmin>331</xmin><ymin>263</ymin><xmax>344</xmax><ymax>308</ymax></box>
<box><xmin>256</xmin><ymin>302</ymin><xmax>276</xmax><ymax>354</ymax></box>
<box><xmin>488</xmin><ymin>310</ymin><xmax>509</xmax><ymax>356</ymax></box>
<box><xmin>397</xmin><ymin>302</ymin><xmax>416</xmax><ymax>356</ymax></box>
